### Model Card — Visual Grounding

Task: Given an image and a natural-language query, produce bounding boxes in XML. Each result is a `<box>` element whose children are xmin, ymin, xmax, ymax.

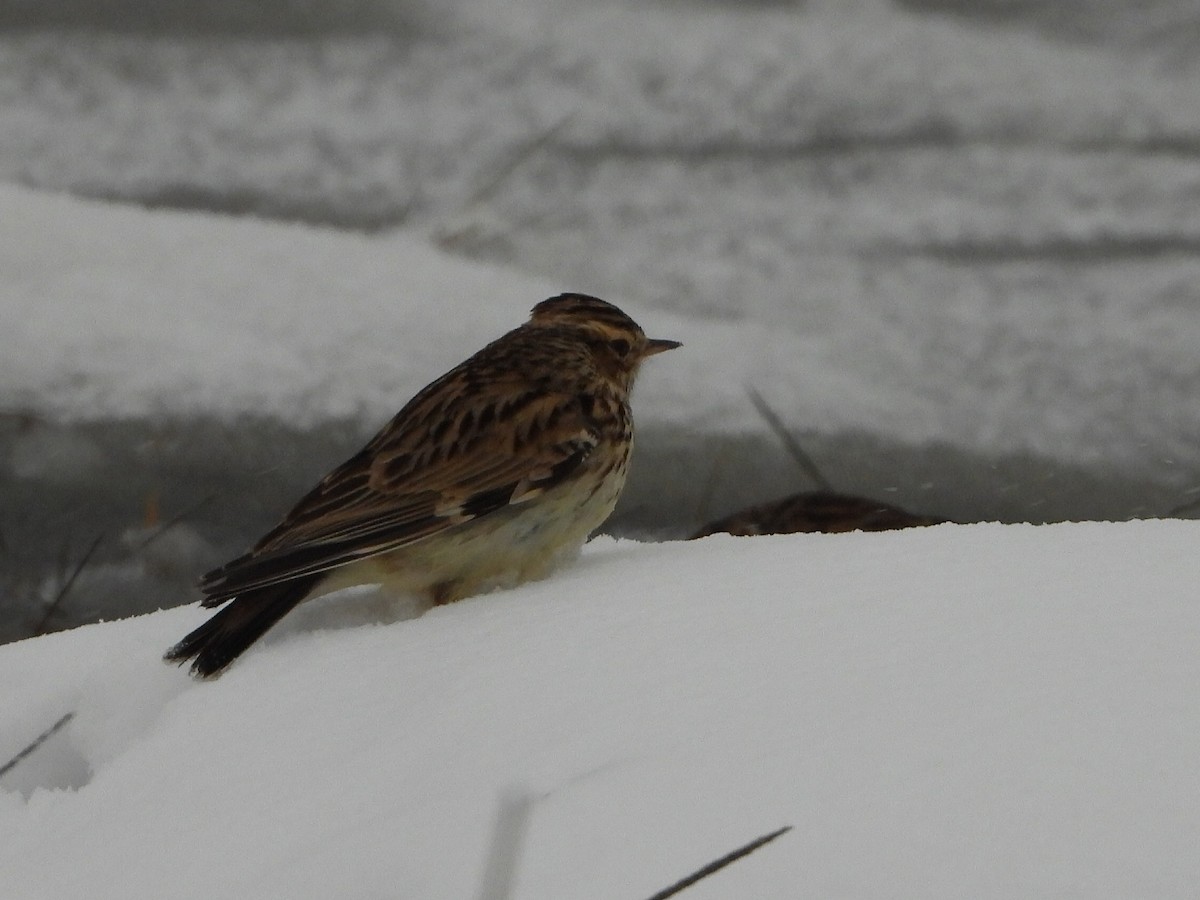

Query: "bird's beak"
<box><xmin>643</xmin><ymin>338</ymin><xmax>682</xmax><ymax>357</ymax></box>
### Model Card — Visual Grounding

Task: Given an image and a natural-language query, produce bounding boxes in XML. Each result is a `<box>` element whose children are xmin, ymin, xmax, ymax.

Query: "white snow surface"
<box><xmin>0</xmin><ymin>183</ymin><xmax>744</xmax><ymax>431</ymax></box>
<box><xmin>3</xmin><ymin>521</ymin><xmax>1199</xmax><ymax>898</ymax></box>
<box><xmin>4</xmin><ymin>182</ymin><xmax>1198</xmax><ymax>481</ymax></box>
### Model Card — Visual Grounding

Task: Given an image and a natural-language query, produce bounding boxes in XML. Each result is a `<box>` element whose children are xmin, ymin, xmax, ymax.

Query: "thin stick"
<box><xmin>745</xmin><ymin>385</ymin><xmax>832</xmax><ymax>491</ymax></box>
<box><xmin>644</xmin><ymin>825</ymin><xmax>792</xmax><ymax>900</ymax></box>
<box><xmin>476</xmin><ymin>788</ymin><xmax>538</xmax><ymax>900</ymax></box>
<box><xmin>467</xmin><ymin>113</ymin><xmax>576</xmax><ymax>208</ymax></box>
<box><xmin>0</xmin><ymin>712</ymin><xmax>74</xmax><ymax>779</ymax></box>
<box><xmin>33</xmin><ymin>533</ymin><xmax>103</xmax><ymax>636</ymax></box>
<box><xmin>136</xmin><ymin>492</ymin><xmax>218</xmax><ymax>551</ymax></box>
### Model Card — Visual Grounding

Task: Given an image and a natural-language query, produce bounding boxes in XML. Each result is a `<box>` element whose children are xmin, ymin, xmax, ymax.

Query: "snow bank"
<box><xmin>0</xmin><ymin>183</ymin><xmax>871</xmax><ymax>442</ymax></box>
<box><xmin>8</xmin><ymin>183</ymin><xmax>1197</xmax><ymax>483</ymax></box>
<box><xmin>2</xmin><ymin>522</ymin><xmax>1198</xmax><ymax>897</ymax></box>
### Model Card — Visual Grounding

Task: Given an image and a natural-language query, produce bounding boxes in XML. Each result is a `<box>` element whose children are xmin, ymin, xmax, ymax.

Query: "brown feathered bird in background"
<box><xmin>691</xmin><ymin>387</ymin><xmax>948</xmax><ymax>538</ymax></box>
<box><xmin>691</xmin><ymin>490</ymin><xmax>947</xmax><ymax>538</ymax></box>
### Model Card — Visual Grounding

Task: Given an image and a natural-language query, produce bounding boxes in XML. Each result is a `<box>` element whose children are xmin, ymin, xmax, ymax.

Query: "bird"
<box><xmin>164</xmin><ymin>293</ymin><xmax>680</xmax><ymax>678</ymax></box>
<box><xmin>690</xmin><ymin>490</ymin><xmax>947</xmax><ymax>539</ymax></box>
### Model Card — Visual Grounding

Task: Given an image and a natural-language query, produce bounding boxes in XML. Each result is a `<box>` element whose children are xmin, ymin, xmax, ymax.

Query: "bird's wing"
<box><xmin>199</xmin><ymin>387</ymin><xmax>599</xmax><ymax>604</ymax></box>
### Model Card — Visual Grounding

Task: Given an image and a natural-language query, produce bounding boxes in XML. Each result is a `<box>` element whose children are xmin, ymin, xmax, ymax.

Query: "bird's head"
<box><xmin>529</xmin><ymin>293</ymin><xmax>681</xmax><ymax>387</ymax></box>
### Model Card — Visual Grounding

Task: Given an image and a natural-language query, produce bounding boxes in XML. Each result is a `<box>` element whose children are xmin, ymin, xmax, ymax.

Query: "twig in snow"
<box><xmin>643</xmin><ymin>825</ymin><xmax>793</xmax><ymax>900</ymax></box>
<box><xmin>475</xmin><ymin>788</ymin><xmax>539</xmax><ymax>900</ymax></box>
<box><xmin>439</xmin><ymin>113</ymin><xmax>576</xmax><ymax>252</ymax></box>
<box><xmin>135</xmin><ymin>492</ymin><xmax>218</xmax><ymax>552</ymax></box>
<box><xmin>33</xmin><ymin>533</ymin><xmax>103</xmax><ymax>636</ymax></box>
<box><xmin>466</xmin><ymin>113</ymin><xmax>576</xmax><ymax>209</ymax></box>
<box><xmin>745</xmin><ymin>385</ymin><xmax>832</xmax><ymax>491</ymax></box>
<box><xmin>0</xmin><ymin>712</ymin><xmax>74</xmax><ymax>779</ymax></box>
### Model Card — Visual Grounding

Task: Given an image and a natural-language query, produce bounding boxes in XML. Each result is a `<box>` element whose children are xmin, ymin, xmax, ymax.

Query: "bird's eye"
<box><xmin>609</xmin><ymin>338</ymin><xmax>631</xmax><ymax>357</ymax></box>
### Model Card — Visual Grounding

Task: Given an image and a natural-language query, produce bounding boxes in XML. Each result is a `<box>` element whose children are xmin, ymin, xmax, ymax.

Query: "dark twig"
<box><xmin>135</xmin><ymin>492</ymin><xmax>218</xmax><ymax>552</ymax></box>
<box><xmin>745</xmin><ymin>385</ymin><xmax>832</xmax><ymax>491</ymax></box>
<box><xmin>0</xmin><ymin>712</ymin><xmax>74</xmax><ymax>779</ymax></box>
<box><xmin>476</xmin><ymin>788</ymin><xmax>538</xmax><ymax>900</ymax></box>
<box><xmin>439</xmin><ymin>114</ymin><xmax>577</xmax><ymax>252</ymax></box>
<box><xmin>33</xmin><ymin>533</ymin><xmax>103</xmax><ymax>636</ymax></box>
<box><xmin>466</xmin><ymin>113</ymin><xmax>576</xmax><ymax>208</ymax></box>
<box><xmin>644</xmin><ymin>825</ymin><xmax>793</xmax><ymax>900</ymax></box>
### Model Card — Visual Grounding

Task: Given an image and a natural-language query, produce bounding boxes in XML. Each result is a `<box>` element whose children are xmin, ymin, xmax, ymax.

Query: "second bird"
<box><xmin>165</xmin><ymin>293</ymin><xmax>680</xmax><ymax>678</ymax></box>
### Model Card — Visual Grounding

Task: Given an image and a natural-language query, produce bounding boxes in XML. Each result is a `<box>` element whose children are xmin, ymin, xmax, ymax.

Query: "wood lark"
<box><xmin>165</xmin><ymin>293</ymin><xmax>680</xmax><ymax>678</ymax></box>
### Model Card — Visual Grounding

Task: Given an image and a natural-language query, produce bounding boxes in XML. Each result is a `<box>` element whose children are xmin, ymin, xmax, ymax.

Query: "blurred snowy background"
<box><xmin>2</xmin><ymin>0</ymin><xmax>1199</xmax><ymax>639</ymax></box>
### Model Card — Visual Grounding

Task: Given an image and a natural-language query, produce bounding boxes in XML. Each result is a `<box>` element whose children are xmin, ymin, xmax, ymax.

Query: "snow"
<box><xmin>0</xmin><ymin>182</ymin><xmax>844</xmax><ymax>451</ymax></box>
<box><xmin>2</xmin><ymin>6</ymin><xmax>1199</xmax><ymax>891</ymax></box>
<box><xmin>0</xmin><ymin>183</ymin><xmax>563</xmax><ymax>424</ymax></box>
<box><xmin>3</xmin><ymin>0</ymin><xmax>1200</xmax><ymax>480</ymax></box>
<box><xmin>1</xmin><ymin>182</ymin><xmax>772</xmax><ymax>434</ymax></box>
<box><xmin>2</xmin><ymin>521</ymin><xmax>1198</xmax><ymax>897</ymax></box>
<box><xmin>4</xmin><ymin>181</ymin><xmax>1198</xmax><ymax>478</ymax></box>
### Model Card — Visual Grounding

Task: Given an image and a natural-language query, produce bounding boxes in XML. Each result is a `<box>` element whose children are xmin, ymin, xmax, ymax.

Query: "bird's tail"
<box><xmin>164</xmin><ymin>574</ymin><xmax>323</xmax><ymax>679</ymax></box>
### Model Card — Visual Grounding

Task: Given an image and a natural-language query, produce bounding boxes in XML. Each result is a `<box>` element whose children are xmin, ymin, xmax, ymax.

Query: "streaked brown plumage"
<box><xmin>691</xmin><ymin>490</ymin><xmax>947</xmax><ymax>539</ymax></box>
<box><xmin>165</xmin><ymin>293</ymin><xmax>679</xmax><ymax>678</ymax></box>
